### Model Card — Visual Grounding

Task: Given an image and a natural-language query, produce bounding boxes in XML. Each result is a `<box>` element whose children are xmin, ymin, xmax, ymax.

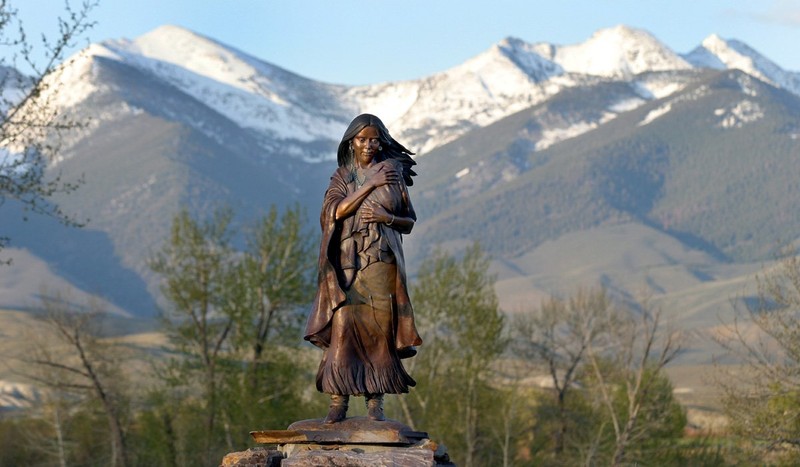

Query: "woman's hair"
<box><xmin>336</xmin><ymin>114</ymin><xmax>417</xmax><ymax>186</ymax></box>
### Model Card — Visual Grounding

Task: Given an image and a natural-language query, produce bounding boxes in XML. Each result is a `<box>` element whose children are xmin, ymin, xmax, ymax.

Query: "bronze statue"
<box><xmin>304</xmin><ymin>114</ymin><xmax>422</xmax><ymax>424</ymax></box>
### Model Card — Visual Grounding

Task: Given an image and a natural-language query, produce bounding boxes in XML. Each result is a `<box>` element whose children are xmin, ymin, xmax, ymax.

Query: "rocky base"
<box><xmin>221</xmin><ymin>448</ymin><xmax>283</xmax><ymax>467</ymax></box>
<box><xmin>221</xmin><ymin>417</ymin><xmax>454</xmax><ymax>466</ymax></box>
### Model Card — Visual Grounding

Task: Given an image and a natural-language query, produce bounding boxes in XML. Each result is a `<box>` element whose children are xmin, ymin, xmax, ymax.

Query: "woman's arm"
<box><xmin>360</xmin><ymin>199</ymin><xmax>415</xmax><ymax>234</ymax></box>
<box><xmin>386</xmin><ymin>212</ymin><xmax>415</xmax><ymax>234</ymax></box>
<box><xmin>360</xmin><ymin>165</ymin><xmax>416</xmax><ymax>233</ymax></box>
<box><xmin>334</xmin><ymin>165</ymin><xmax>399</xmax><ymax>220</ymax></box>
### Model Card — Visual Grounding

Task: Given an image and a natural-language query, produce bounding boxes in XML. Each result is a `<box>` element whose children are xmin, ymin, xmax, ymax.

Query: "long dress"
<box><xmin>304</xmin><ymin>158</ymin><xmax>422</xmax><ymax>396</ymax></box>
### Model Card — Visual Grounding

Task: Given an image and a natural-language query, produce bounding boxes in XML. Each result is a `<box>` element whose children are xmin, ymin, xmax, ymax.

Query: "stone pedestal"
<box><xmin>221</xmin><ymin>417</ymin><xmax>453</xmax><ymax>466</ymax></box>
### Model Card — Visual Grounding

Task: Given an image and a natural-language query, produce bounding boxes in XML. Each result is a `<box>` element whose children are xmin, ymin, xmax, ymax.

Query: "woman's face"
<box><xmin>351</xmin><ymin>126</ymin><xmax>381</xmax><ymax>168</ymax></box>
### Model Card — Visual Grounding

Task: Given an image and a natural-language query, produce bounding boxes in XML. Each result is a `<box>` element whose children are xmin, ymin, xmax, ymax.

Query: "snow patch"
<box><xmin>344</xmin><ymin>81</ymin><xmax>420</xmax><ymax>129</ymax></box>
<box><xmin>108</xmin><ymin>174</ymin><xmax>159</xmax><ymax>212</ymax></box>
<box><xmin>735</xmin><ymin>73</ymin><xmax>759</xmax><ymax>97</ymax></box>
<box><xmin>455</xmin><ymin>167</ymin><xmax>470</xmax><ymax>179</ymax></box>
<box><xmin>0</xmin><ymin>380</ymin><xmax>41</xmax><ymax>410</ymax></box>
<box><xmin>640</xmin><ymin>81</ymin><xmax>686</xmax><ymax>99</ymax></box>
<box><xmin>716</xmin><ymin>100</ymin><xmax>764</xmax><ymax>129</ymax></box>
<box><xmin>681</xmin><ymin>85</ymin><xmax>710</xmax><ymax>102</ymax></box>
<box><xmin>639</xmin><ymin>82</ymin><xmax>711</xmax><ymax>127</ymax></box>
<box><xmin>639</xmin><ymin>103</ymin><xmax>672</xmax><ymax>126</ymax></box>
<box><xmin>609</xmin><ymin>97</ymin><xmax>646</xmax><ymax>113</ymax></box>
<box><xmin>386</xmin><ymin>45</ymin><xmax>566</xmax><ymax>155</ymax></box>
<box><xmin>537</xmin><ymin>114</ymin><xmax>614</xmax><ymax>150</ymax></box>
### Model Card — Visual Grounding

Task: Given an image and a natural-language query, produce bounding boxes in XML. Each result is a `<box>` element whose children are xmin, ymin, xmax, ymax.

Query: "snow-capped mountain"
<box><xmin>89</xmin><ymin>25</ymin><xmax>576</xmax><ymax>158</ymax></box>
<box><xmin>545</xmin><ymin>25</ymin><xmax>693</xmax><ymax>78</ymax></box>
<box><xmin>56</xmin><ymin>24</ymin><xmax>796</xmax><ymax>164</ymax></box>
<box><xmin>98</xmin><ymin>26</ymin><xmax>353</xmax><ymax>161</ymax></box>
<box><xmin>364</xmin><ymin>37</ymin><xmax>573</xmax><ymax>154</ymax></box>
<box><xmin>684</xmin><ymin>34</ymin><xmax>800</xmax><ymax>96</ymax></box>
<box><xmin>3</xmin><ymin>23</ymin><xmax>800</xmax><ymax>319</ymax></box>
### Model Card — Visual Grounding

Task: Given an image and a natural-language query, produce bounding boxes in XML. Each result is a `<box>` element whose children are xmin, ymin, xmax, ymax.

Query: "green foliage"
<box><xmin>512</xmin><ymin>287</ymin><xmax>694</xmax><ymax>466</ymax></box>
<box><xmin>412</xmin><ymin>243</ymin><xmax>507</xmax><ymax>368</ymax></box>
<box><xmin>405</xmin><ymin>243</ymin><xmax>508</xmax><ymax>467</ymax></box>
<box><xmin>149</xmin><ymin>206</ymin><xmax>237</xmax><ymax>357</ymax></box>
<box><xmin>60</xmin><ymin>404</ymin><xmax>120</xmax><ymax>466</ymax></box>
<box><xmin>604</xmin><ymin>365</ymin><xmax>687</xmax><ymax>462</ymax></box>
<box><xmin>716</xmin><ymin>250</ymin><xmax>800</xmax><ymax>460</ymax></box>
<box><xmin>512</xmin><ymin>288</ymin><xmax>611</xmax><ymax>459</ymax></box>
<box><xmin>523</xmin><ymin>362</ymin><xmax>688</xmax><ymax>466</ymax></box>
<box><xmin>128</xmin><ymin>391</ymin><xmax>226</xmax><ymax>466</ymax></box>
<box><xmin>0</xmin><ymin>400</ymin><xmax>125</xmax><ymax>467</ymax></box>
<box><xmin>148</xmin><ymin>206</ymin><xmax>237</xmax><ymax>458</ymax></box>
<box><xmin>404</xmin><ymin>252</ymin><xmax>723</xmax><ymax>466</ymax></box>
<box><xmin>229</xmin><ymin>204</ymin><xmax>316</xmax><ymax>374</ymax></box>
<box><xmin>144</xmin><ymin>203</ymin><xmax>320</xmax><ymax>464</ymax></box>
<box><xmin>0</xmin><ymin>416</ymin><xmax>51</xmax><ymax>466</ymax></box>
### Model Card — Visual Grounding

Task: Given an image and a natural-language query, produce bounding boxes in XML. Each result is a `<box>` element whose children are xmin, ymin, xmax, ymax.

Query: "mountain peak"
<box><xmin>492</xmin><ymin>36</ymin><xmax>562</xmax><ymax>80</ymax></box>
<box><xmin>130</xmin><ymin>24</ymin><xmax>232</xmax><ymax>66</ymax></box>
<box><xmin>554</xmin><ymin>24</ymin><xmax>691</xmax><ymax>77</ymax></box>
<box><xmin>687</xmin><ymin>33</ymin><xmax>800</xmax><ymax>94</ymax></box>
<box><xmin>116</xmin><ymin>23</ymin><xmax>309</xmax><ymax>99</ymax></box>
<box><xmin>591</xmin><ymin>24</ymin><xmax>649</xmax><ymax>41</ymax></box>
<box><xmin>585</xmin><ymin>24</ymin><xmax>673</xmax><ymax>50</ymax></box>
<box><xmin>497</xmin><ymin>36</ymin><xmax>527</xmax><ymax>48</ymax></box>
<box><xmin>701</xmin><ymin>33</ymin><xmax>727</xmax><ymax>50</ymax></box>
<box><xmin>136</xmin><ymin>24</ymin><xmax>210</xmax><ymax>45</ymax></box>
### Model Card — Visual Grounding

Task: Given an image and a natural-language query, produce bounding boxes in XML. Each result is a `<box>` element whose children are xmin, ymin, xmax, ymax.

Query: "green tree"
<box><xmin>514</xmin><ymin>288</ymin><xmax>688</xmax><ymax>466</ymax></box>
<box><xmin>147</xmin><ymin>205</ymin><xmax>320</xmax><ymax>462</ymax></box>
<box><xmin>218</xmin><ymin>204</ymin><xmax>319</xmax><ymax>446</ymax></box>
<box><xmin>235</xmin><ymin>204</ymin><xmax>315</xmax><ymax>390</ymax></box>
<box><xmin>1</xmin><ymin>0</ymin><xmax>97</xmax><ymax>256</ymax></box>
<box><xmin>0</xmin><ymin>416</ymin><xmax>53</xmax><ymax>466</ymax></box>
<box><xmin>584</xmin><ymin>295</ymin><xmax>684</xmax><ymax>466</ymax></box>
<box><xmin>715</xmin><ymin>250</ymin><xmax>800</xmax><ymax>462</ymax></box>
<box><xmin>148</xmin><ymin>206</ymin><xmax>238</xmax><ymax>461</ymax></box>
<box><xmin>402</xmin><ymin>243</ymin><xmax>507</xmax><ymax>467</ymax></box>
<box><xmin>513</xmin><ymin>287</ymin><xmax>609</xmax><ymax>458</ymax></box>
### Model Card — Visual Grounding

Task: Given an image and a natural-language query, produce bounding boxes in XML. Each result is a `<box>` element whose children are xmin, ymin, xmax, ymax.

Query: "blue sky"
<box><xmin>15</xmin><ymin>0</ymin><xmax>800</xmax><ymax>85</ymax></box>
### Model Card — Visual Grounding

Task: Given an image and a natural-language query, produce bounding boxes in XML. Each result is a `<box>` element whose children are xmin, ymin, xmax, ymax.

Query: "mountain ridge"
<box><xmin>1</xmin><ymin>23</ymin><xmax>798</xmax><ymax>323</ymax></box>
<box><xmin>53</xmin><ymin>23</ymin><xmax>800</xmax><ymax>162</ymax></box>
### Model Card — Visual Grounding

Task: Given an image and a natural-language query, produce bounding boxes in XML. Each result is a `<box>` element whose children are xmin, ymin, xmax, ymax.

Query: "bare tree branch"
<box><xmin>0</xmin><ymin>0</ymin><xmax>97</xmax><ymax>258</ymax></box>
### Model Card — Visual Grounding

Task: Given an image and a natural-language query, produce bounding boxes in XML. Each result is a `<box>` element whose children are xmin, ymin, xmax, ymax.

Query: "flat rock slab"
<box><xmin>251</xmin><ymin>417</ymin><xmax>428</xmax><ymax>446</ymax></box>
<box><xmin>281</xmin><ymin>448</ymin><xmax>437</xmax><ymax>467</ymax></box>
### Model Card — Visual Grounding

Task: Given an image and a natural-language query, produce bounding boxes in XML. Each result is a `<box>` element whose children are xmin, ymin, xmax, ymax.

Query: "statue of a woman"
<box><xmin>304</xmin><ymin>113</ymin><xmax>422</xmax><ymax>424</ymax></box>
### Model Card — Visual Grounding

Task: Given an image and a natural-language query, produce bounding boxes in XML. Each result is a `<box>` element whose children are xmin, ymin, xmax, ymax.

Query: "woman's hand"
<box><xmin>334</xmin><ymin>164</ymin><xmax>401</xmax><ymax>221</ymax></box>
<box><xmin>367</xmin><ymin>164</ymin><xmax>400</xmax><ymax>189</ymax></box>
<box><xmin>361</xmin><ymin>200</ymin><xmax>392</xmax><ymax>224</ymax></box>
